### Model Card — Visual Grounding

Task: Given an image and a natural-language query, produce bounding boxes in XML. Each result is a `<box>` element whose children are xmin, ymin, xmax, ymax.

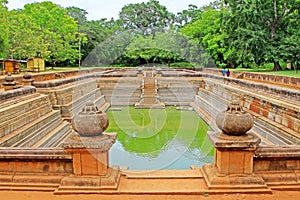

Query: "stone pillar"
<box><xmin>22</xmin><ymin>74</ymin><xmax>34</xmax><ymax>86</ymax></box>
<box><xmin>155</xmin><ymin>68</ymin><xmax>162</xmax><ymax>77</ymax></box>
<box><xmin>202</xmin><ymin>100</ymin><xmax>271</xmax><ymax>193</ymax></box>
<box><xmin>56</xmin><ymin>102</ymin><xmax>120</xmax><ymax>194</ymax></box>
<box><xmin>137</xmin><ymin>67</ymin><xmax>144</xmax><ymax>77</ymax></box>
<box><xmin>2</xmin><ymin>73</ymin><xmax>17</xmax><ymax>91</ymax></box>
<box><xmin>63</xmin><ymin>133</ymin><xmax>117</xmax><ymax>176</ymax></box>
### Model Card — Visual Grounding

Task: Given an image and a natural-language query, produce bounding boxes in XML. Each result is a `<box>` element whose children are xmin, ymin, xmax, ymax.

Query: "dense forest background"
<box><xmin>0</xmin><ymin>0</ymin><xmax>299</xmax><ymax>70</ymax></box>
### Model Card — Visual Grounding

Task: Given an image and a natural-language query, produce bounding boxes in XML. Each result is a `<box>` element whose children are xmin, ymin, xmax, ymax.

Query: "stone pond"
<box><xmin>0</xmin><ymin>67</ymin><xmax>299</xmax><ymax>194</ymax></box>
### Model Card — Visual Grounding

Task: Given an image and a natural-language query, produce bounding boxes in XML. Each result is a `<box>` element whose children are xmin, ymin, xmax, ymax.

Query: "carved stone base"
<box><xmin>202</xmin><ymin>164</ymin><xmax>271</xmax><ymax>193</ymax></box>
<box><xmin>62</xmin><ymin>133</ymin><xmax>117</xmax><ymax>176</ymax></box>
<box><xmin>55</xmin><ymin>166</ymin><xmax>121</xmax><ymax>194</ymax></box>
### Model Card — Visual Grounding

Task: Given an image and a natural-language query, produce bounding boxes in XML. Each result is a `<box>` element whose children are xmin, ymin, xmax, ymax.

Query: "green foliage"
<box><xmin>181</xmin><ymin>7</ymin><xmax>229</xmax><ymax>67</ymax></box>
<box><xmin>0</xmin><ymin>0</ymin><xmax>8</xmax><ymax>58</ymax></box>
<box><xmin>83</xmin><ymin>31</ymin><xmax>135</xmax><ymax>66</ymax></box>
<box><xmin>21</xmin><ymin>1</ymin><xmax>79</xmax><ymax>65</ymax></box>
<box><xmin>6</xmin><ymin>10</ymin><xmax>39</xmax><ymax>59</ymax></box>
<box><xmin>110</xmin><ymin>31</ymin><xmax>205</xmax><ymax>67</ymax></box>
<box><xmin>175</xmin><ymin>4</ymin><xmax>202</xmax><ymax>26</ymax></box>
<box><xmin>114</xmin><ymin>48</ymin><xmax>185</xmax><ymax>67</ymax></box>
<box><xmin>119</xmin><ymin>0</ymin><xmax>175</xmax><ymax>37</ymax></box>
<box><xmin>65</xmin><ymin>6</ymin><xmax>88</xmax><ymax>26</ymax></box>
<box><xmin>224</xmin><ymin>0</ymin><xmax>300</xmax><ymax>70</ymax></box>
<box><xmin>2</xmin><ymin>0</ymin><xmax>300</xmax><ymax>71</ymax></box>
<box><xmin>170</xmin><ymin>62</ymin><xmax>194</xmax><ymax>68</ymax></box>
<box><xmin>87</xmin><ymin>19</ymin><xmax>122</xmax><ymax>57</ymax></box>
<box><xmin>3</xmin><ymin>1</ymin><xmax>80</xmax><ymax>66</ymax></box>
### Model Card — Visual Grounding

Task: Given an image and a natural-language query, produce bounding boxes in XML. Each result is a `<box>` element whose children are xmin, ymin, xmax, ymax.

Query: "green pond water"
<box><xmin>107</xmin><ymin>106</ymin><xmax>214</xmax><ymax>170</ymax></box>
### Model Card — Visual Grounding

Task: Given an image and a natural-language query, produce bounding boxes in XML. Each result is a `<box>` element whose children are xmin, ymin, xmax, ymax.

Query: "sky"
<box><xmin>7</xmin><ymin>0</ymin><xmax>213</xmax><ymax>20</ymax></box>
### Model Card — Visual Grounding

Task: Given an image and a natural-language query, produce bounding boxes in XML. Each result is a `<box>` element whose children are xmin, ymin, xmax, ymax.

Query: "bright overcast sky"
<box><xmin>7</xmin><ymin>0</ymin><xmax>213</xmax><ymax>20</ymax></box>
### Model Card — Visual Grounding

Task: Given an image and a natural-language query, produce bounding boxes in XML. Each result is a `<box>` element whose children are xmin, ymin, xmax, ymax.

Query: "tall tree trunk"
<box><xmin>273</xmin><ymin>61</ymin><xmax>282</xmax><ymax>71</ymax></box>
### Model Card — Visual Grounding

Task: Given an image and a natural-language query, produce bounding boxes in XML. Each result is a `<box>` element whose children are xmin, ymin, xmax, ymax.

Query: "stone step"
<box><xmin>119</xmin><ymin>172</ymin><xmax>207</xmax><ymax>194</ymax></box>
<box><xmin>13</xmin><ymin>116</ymin><xmax>63</xmax><ymax>147</ymax></box>
<box><xmin>190</xmin><ymin>102</ymin><xmax>218</xmax><ymax>131</ymax></box>
<box><xmin>0</xmin><ymin>95</ymin><xmax>52</xmax><ymax>137</ymax></box>
<box><xmin>0</xmin><ymin>110</ymin><xmax>61</xmax><ymax>147</ymax></box>
<box><xmin>249</xmin><ymin>110</ymin><xmax>300</xmax><ymax>144</ymax></box>
<box><xmin>0</xmin><ymin>93</ymin><xmax>40</xmax><ymax>109</ymax></box>
<box><xmin>99</xmin><ymin>102</ymin><xmax>110</xmax><ymax>112</ymax></box>
<box><xmin>0</xmin><ymin>174</ymin><xmax>63</xmax><ymax>191</ymax></box>
<box><xmin>123</xmin><ymin>169</ymin><xmax>203</xmax><ymax>179</ymax></box>
<box><xmin>59</xmin><ymin>89</ymin><xmax>103</xmax><ymax>119</ymax></box>
<box><xmin>33</xmin><ymin>121</ymin><xmax>73</xmax><ymax>148</ymax></box>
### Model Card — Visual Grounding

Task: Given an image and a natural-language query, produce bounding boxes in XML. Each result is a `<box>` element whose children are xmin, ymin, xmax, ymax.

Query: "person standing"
<box><xmin>226</xmin><ymin>69</ymin><xmax>230</xmax><ymax>77</ymax></box>
<box><xmin>221</xmin><ymin>68</ymin><xmax>226</xmax><ymax>76</ymax></box>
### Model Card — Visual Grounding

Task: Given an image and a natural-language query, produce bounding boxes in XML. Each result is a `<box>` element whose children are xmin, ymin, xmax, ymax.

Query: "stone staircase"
<box><xmin>191</xmin><ymin>79</ymin><xmax>300</xmax><ymax>145</ymax></box>
<box><xmin>98</xmin><ymin>77</ymin><xmax>141</xmax><ymax>106</ymax></box>
<box><xmin>36</xmin><ymin>79</ymin><xmax>109</xmax><ymax>120</ymax></box>
<box><xmin>119</xmin><ymin>168</ymin><xmax>207</xmax><ymax>194</ymax></box>
<box><xmin>135</xmin><ymin>71</ymin><xmax>165</xmax><ymax>109</ymax></box>
<box><xmin>0</xmin><ymin>90</ymin><xmax>74</xmax><ymax>148</ymax></box>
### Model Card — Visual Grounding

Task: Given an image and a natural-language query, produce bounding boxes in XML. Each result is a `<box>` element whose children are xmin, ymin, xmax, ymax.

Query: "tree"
<box><xmin>224</xmin><ymin>0</ymin><xmax>300</xmax><ymax>70</ymax></box>
<box><xmin>113</xmin><ymin>31</ymin><xmax>205</xmax><ymax>67</ymax></box>
<box><xmin>20</xmin><ymin>1</ymin><xmax>79</xmax><ymax>66</ymax></box>
<box><xmin>181</xmin><ymin>7</ymin><xmax>230</xmax><ymax>67</ymax></box>
<box><xmin>6</xmin><ymin>9</ymin><xmax>39</xmax><ymax>59</ymax></box>
<box><xmin>65</xmin><ymin>6</ymin><xmax>88</xmax><ymax>27</ymax></box>
<box><xmin>0</xmin><ymin>0</ymin><xmax>8</xmax><ymax>58</ymax></box>
<box><xmin>175</xmin><ymin>4</ymin><xmax>202</xmax><ymax>27</ymax></box>
<box><xmin>119</xmin><ymin>0</ymin><xmax>175</xmax><ymax>37</ymax></box>
<box><xmin>80</xmin><ymin>19</ymin><xmax>121</xmax><ymax>61</ymax></box>
<box><xmin>83</xmin><ymin>31</ymin><xmax>135</xmax><ymax>66</ymax></box>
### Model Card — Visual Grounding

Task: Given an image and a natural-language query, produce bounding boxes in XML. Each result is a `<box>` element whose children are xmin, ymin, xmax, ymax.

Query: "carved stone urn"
<box><xmin>72</xmin><ymin>102</ymin><xmax>109</xmax><ymax>137</ymax></box>
<box><xmin>2</xmin><ymin>73</ymin><xmax>17</xmax><ymax>91</ymax></box>
<box><xmin>5</xmin><ymin>73</ymin><xmax>15</xmax><ymax>82</ymax></box>
<box><xmin>216</xmin><ymin>100</ymin><xmax>254</xmax><ymax>136</ymax></box>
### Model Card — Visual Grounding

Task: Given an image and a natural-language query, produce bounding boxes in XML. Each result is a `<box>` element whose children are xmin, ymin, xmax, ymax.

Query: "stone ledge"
<box><xmin>33</xmin><ymin>75</ymin><xmax>95</xmax><ymax>88</ymax></box>
<box><xmin>62</xmin><ymin>133</ymin><xmax>117</xmax><ymax>150</ymax></box>
<box><xmin>255</xmin><ymin>145</ymin><xmax>300</xmax><ymax>158</ymax></box>
<box><xmin>207</xmin><ymin>132</ymin><xmax>261</xmax><ymax>150</ymax></box>
<box><xmin>54</xmin><ymin>166</ymin><xmax>121</xmax><ymax>194</ymax></box>
<box><xmin>0</xmin><ymin>86</ymin><xmax>36</xmax><ymax>102</ymax></box>
<box><xmin>0</xmin><ymin>148</ymin><xmax>71</xmax><ymax>160</ymax></box>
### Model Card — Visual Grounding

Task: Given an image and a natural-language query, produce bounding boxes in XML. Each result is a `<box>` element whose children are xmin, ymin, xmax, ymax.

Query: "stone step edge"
<box><xmin>33</xmin><ymin>121</ymin><xmax>72</xmax><ymax>148</ymax></box>
<box><xmin>13</xmin><ymin>116</ymin><xmax>63</xmax><ymax>147</ymax></box>
<box><xmin>0</xmin><ymin>110</ymin><xmax>61</xmax><ymax>146</ymax></box>
<box><xmin>122</xmin><ymin>169</ymin><xmax>204</xmax><ymax>179</ymax></box>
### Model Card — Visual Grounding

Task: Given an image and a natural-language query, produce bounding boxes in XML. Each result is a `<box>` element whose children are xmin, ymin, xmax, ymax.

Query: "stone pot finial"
<box><xmin>23</xmin><ymin>73</ymin><xmax>32</xmax><ymax>80</ymax></box>
<box><xmin>2</xmin><ymin>73</ymin><xmax>17</xmax><ymax>91</ymax></box>
<box><xmin>22</xmin><ymin>73</ymin><xmax>34</xmax><ymax>86</ymax></box>
<box><xmin>72</xmin><ymin>101</ymin><xmax>109</xmax><ymax>137</ymax></box>
<box><xmin>216</xmin><ymin>99</ymin><xmax>254</xmax><ymax>136</ymax></box>
<box><xmin>5</xmin><ymin>73</ymin><xmax>14</xmax><ymax>82</ymax></box>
